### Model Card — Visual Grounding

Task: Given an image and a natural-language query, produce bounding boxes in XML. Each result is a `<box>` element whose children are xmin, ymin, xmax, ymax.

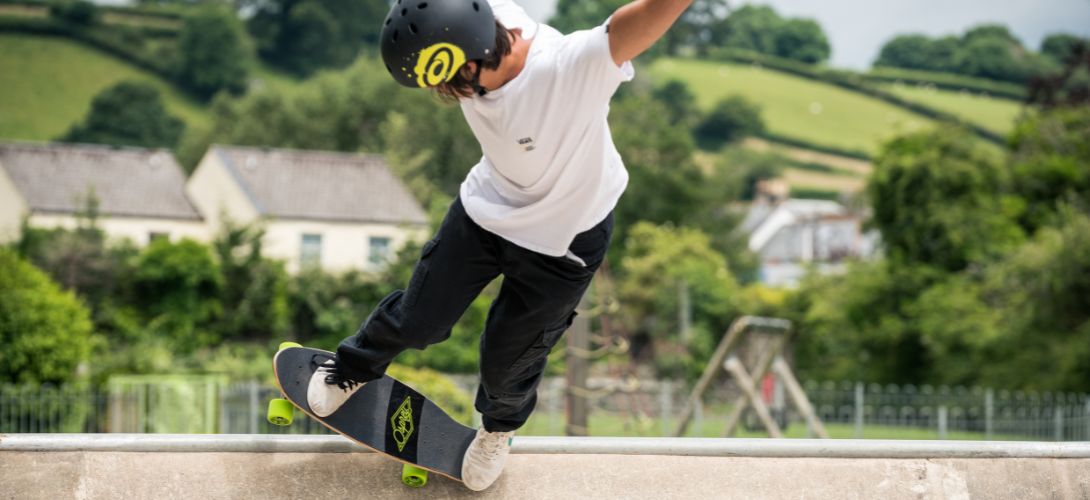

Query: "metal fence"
<box><xmin>3</xmin><ymin>377</ymin><xmax>1088</xmax><ymax>441</ymax></box>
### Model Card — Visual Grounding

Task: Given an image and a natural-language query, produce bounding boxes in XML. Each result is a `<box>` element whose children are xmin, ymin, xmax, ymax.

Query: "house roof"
<box><xmin>746</xmin><ymin>199</ymin><xmax>847</xmax><ymax>252</ymax></box>
<box><xmin>0</xmin><ymin>142</ymin><xmax>201</xmax><ymax>220</ymax></box>
<box><xmin>211</xmin><ymin>145</ymin><xmax>428</xmax><ymax>226</ymax></box>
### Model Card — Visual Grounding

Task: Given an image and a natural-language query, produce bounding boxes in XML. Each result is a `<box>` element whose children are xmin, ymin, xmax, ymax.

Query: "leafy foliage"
<box><xmin>1008</xmin><ymin>107</ymin><xmax>1090</xmax><ymax>231</ymax></box>
<box><xmin>245</xmin><ymin>0</ymin><xmax>387</xmax><ymax>76</ymax></box>
<box><xmin>59</xmin><ymin>80</ymin><xmax>185</xmax><ymax>148</ymax></box>
<box><xmin>0</xmin><ymin>248</ymin><xmax>94</xmax><ymax>384</ymax></box>
<box><xmin>867</xmin><ymin>126</ymin><xmax>1024</xmax><ymax>271</ymax></box>
<box><xmin>176</xmin><ymin>5</ymin><xmax>251</xmax><ymax>99</ymax></box>
<box><xmin>693</xmin><ymin>95</ymin><xmax>765</xmax><ymax>150</ymax></box>
<box><xmin>49</xmin><ymin>0</ymin><xmax>99</xmax><ymax>26</ymax></box>
<box><xmin>716</xmin><ymin>5</ymin><xmax>830</xmax><ymax>64</ymax></box>
<box><xmin>617</xmin><ymin>222</ymin><xmax>739</xmax><ymax>379</ymax></box>
<box><xmin>875</xmin><ymin>24</ymin><xmax>1058</xmax><ymax>84</ymax></box>
<box><xmin>134</xmin><ymin>239</ymin><xmax>223</xmax><ymax>353</ymax></box>
<box><xmin>608</xmin><ymin>87</ymin><xmax>705</xmax><ymax>250</ymax></box>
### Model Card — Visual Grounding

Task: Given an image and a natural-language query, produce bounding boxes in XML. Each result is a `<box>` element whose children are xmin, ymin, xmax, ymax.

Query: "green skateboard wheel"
<box><xmin>278</xmin><ymin>341</ymin><xmax>302</xmax><ymax>351</ymax></box>
<box><xmin>267</xmin><ymin>398</ymin><xmax>294</xmax><ymax>426</ymax></box>
<box><xmin>401</xmin><ymin>464</ymin><xmax>428</xmax><ymax>488</ymax></box>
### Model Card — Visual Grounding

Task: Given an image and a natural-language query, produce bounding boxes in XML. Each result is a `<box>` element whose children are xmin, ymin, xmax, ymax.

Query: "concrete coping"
<box><xmin>3</xmin><ymin>434</ymin><xmax>1090</xmax><ymax>459</ymax></box>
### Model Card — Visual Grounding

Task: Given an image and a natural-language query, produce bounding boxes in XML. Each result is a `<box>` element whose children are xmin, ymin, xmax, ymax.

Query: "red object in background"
<box><xmin>761</xmin><ymin>373</ymin><xmax>775</xmax><ymax>404</ymax></box>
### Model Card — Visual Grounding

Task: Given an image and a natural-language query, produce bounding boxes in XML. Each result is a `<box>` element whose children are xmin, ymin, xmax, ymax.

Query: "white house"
<box><xmin>0</xmin><ymin>142</ymin><xmax>207</xmax><ymax>245</ymax></box>
<box><xmin>186</xmin><ymin>145</ymin><xmax>429</xmax><ymax>274</ymax></box>
<box><xmin>742</xmin><ymin>198</ymin><xmax>878</xmax><ymax>287</ymax></box>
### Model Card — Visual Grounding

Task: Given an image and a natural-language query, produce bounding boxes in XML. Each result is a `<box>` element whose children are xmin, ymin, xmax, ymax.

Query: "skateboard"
<box><xmin>267</xmin><ymin>342</ymin><xmax>477</xmax><ymax>488</ymax></box>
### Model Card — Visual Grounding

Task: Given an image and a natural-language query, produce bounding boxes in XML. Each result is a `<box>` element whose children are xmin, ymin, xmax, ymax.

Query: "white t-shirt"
<box><xmin>458</xmin><ymin>0</ymin><xmax>635</xmax><ymax>257</ymax></box>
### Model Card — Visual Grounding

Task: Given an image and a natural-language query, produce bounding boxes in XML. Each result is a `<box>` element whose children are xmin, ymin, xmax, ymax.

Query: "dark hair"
<box><xmin>433</xmin><ymin>19</ymin><xmax>514</xmax><ymax>101</ymax></box>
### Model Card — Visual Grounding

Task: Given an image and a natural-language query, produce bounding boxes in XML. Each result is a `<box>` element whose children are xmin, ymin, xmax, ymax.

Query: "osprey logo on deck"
<box><xmin>518</xmin><ymin>137</ymin><xmax>536</xmax><ymax>152</ymax></box>
<box><xmin>390</xmin><ymin>396</ymin><xmax>415</xmax><ymax>452</ymax></box>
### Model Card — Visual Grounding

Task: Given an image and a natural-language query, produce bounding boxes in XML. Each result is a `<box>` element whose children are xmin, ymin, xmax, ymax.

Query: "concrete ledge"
<box><xmin>3</xmin><ymin>435</ymin><xmax>1090</xmax><ymax>499</ymax></box>
<box><xmin>3</xmin><ymin>433</ymin><xmax>1090</xmax><ymax>458</ymax></box>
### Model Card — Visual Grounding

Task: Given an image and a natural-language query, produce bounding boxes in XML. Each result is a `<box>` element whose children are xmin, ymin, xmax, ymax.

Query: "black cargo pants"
<box><xmin>337</xmin><ymin>197</ymin><xmax>612</xmax><ymax>432</ymax></box>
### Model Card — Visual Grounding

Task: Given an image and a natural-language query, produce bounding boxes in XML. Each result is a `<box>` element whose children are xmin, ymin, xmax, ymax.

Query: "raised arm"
<box><xmin>607</xmin><ymin>0</ymin><xmax>693</xmax><ymax>65</ymax></box>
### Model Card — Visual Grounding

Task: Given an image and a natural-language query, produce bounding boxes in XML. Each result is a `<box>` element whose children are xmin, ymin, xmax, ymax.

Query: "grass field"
<box><xmin>649</xmin><ymin>58</ymin><xmax>937</xmax><ymax>156</ymax></box>
<box><xmin>881</xmin><ymin>82</ymin><xmax>1026</xmax><ymax>136</ymax></box>
<box><xmin>0</xmin><ymin>33</ymin><xmax>210</xmax><ymax>141</ymax></box>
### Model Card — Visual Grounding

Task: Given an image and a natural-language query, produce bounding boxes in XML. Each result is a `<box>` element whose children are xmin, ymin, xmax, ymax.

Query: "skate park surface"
<box><xmin>3</xmin><ymin>434</ymin><xmax>1089</xmax><ymax>499</ymax></box>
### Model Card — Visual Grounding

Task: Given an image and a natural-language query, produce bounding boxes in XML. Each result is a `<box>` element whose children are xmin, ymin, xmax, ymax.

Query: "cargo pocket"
<box><xmin>507</xmin><ymin>311</ymin><xmax>577</xmax><ymax>377</ymax></box>
<box><xmin>404</xmin><ymin>237</ymin><xmax>440</xmax><ymax>308</ymax></box>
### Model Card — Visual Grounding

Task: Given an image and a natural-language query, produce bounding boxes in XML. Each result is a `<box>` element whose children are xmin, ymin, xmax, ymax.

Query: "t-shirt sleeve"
<box><xmin>556</xmin><ymin>21</ymin><xmax>636</xmax><ymax>108</ymax></box>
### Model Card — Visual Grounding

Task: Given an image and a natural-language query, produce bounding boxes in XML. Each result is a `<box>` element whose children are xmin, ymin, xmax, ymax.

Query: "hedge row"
<box><xmin>866</xmin><ymin>67</ymin><xmax>1027</xmax><ymax>101</ymax></box>
<box><xmin>788</xmin><ymin>187</ymin><xmax>843</xmax><ymax>200</ymax></box>
<box><xmin>756</xmin><ymin>131</ymin><xmax>872</xmax><ymax>161</ymax></box>
<box><xmin>708</xmin><ymin>48</ymin><xmax>1008</xmax><ymax>146</ymax></box>
<box><xmin>0</xmin><ymin>0</ymin><xmax>184</xmax><ymax>20</ymax></box>
<box><xmin>0</xmin><ymin>15</ymin><xmax>174</xmax><ymax>78</ymax></box>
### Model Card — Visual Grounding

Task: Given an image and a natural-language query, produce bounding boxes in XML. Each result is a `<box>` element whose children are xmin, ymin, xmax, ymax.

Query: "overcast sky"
<box><xmin>517</xmin><ymin>0</ymin><xmax>1090</xmax><ymax>69</ymax></box>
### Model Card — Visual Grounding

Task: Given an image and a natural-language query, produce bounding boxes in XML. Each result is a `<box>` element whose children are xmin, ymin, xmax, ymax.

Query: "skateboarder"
<box><xmin>309</xmin><ymin>0</ymin><xmax>693</xmax><ymax>491</ymax></box>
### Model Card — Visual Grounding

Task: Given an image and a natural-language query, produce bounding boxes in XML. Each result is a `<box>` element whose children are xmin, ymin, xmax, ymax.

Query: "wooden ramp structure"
<box><xmin>673</xmin><ymin>315</ymin><xmax>829</xmax><ymax>439</ymax></box>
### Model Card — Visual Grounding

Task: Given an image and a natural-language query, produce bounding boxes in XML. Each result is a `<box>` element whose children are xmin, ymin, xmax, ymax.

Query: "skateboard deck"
<box><xmin>271</xmin><ymin>345</ymin><xmax>476</xmax><ymax>485</ymax></box>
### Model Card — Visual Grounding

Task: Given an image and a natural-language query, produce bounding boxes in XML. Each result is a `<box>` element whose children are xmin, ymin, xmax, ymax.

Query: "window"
<box><xmin>368</xmin><ymin>236</ymin><xmax>392</xmax><ymax>267</ymax></box>
<box><xmin>300</xmin><ymin>234</ymin><xmax>323</xmax><ymax>268</ymax></box>
<box><xmin>148</xmin><ymin>232</ymin><xmax>169</xmax><ymax>244</ymax></box>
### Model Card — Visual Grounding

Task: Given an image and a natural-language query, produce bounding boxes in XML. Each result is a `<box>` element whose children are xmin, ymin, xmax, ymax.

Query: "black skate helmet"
<box><xmin>380</xmin><ymin>0</ymin><xmax>497</xmax><ymax>89</ymax></box>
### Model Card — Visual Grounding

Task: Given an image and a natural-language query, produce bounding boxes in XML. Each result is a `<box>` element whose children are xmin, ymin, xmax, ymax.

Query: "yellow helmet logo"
<box><xmin>415</xmin><ymin>43</ymin><xmax>467</xmax><ymax>88</ymax></box>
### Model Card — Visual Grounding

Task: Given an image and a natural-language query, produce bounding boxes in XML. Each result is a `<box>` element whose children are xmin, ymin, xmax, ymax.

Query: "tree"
<box><xmin>1008</xmin><ymin>107</ymin><xmax>1090</xmax><ymax>232</ymax></box>
<box><xmin>0</xmin><ymin>248</ymin><xmax>94</xmax><ymax>384</ymax></box>
<box><xmin>549</xmin><ymin>0</ymin><xmax>628</xmax><ymax>34</ymax></box>
<box><xmin>773</xmin><ymin>18</ymin><xmax>830</xmax><ymax>64</ymax></box>
<box><xmin>278</xmin><ymin>1</ymin><xmax>342</xmax><ymax>75</ymax></box>
<box><xmin>608</xmin><ymin>91</ymin><xmax>705</xmax><ymax>249</ymax></box>
<box><xmin>1041</xmin><ymin>34</ymin><xmax>1087</xmax><ymax>64</ymax></box>
<box><xmin>177</xmin><ymin>5</ymin><xmax>251</xmax><ymax>99</ymax></box>
<box><xmin>961</xmin><ymin>24</ymin><xmax>1021</xmax><ymax>46</ymax></box>
<box><xmin>717</xmin><ymin>5</ymin><xmax>781</xmax><ymax>55</ymax></box>
<box><xmin>60</xmin><ymin>81</ymin><xmax>184</xmax><ymax>148</ymax></box>
<box><xmin>693</xmin><ymin>95</ymin><xmax>765</xmax><ymax>150</ymax></box>
<box><xmin>789</xmin><ymin>259</ymin><xmax>945</xmax><ymax>383</ymax></box>
<box><xmin>954</xmin><ymin>36</ymin><xmax>1027</xmax><ymax>83</ymax></box>
<box><xmin>618</xmin><ymin>222</ymin><xmax>739</xmax><ymax>379</ymax></box>
<box><xmin>868</xmin><ymin>126</ymin><xmax>1025</xmax><ymax>272</ymax></box>
<box><xmin>246</xmin><ymin>0</ymin><xmax>386</xmax><ymax>76</ymax></box>
<box><xmin>977</xmin><ymin>209</ymin><xmax>1090</xmax><ymax>391</ymax></box>
<box><xmin>652</xmin><ymin>79</ymin><xmax>699</xmax><ymax>127</ymax></box>
<box><xmin>875</xmin><ymin>35</ymin><xmax>936</xmax><ymax>70</ymax></box>
<box><xmin>49</xmin><ymin>0</ymin><xmax>98</xmax><ymax>25</ymax></box>
<box><xmin>134</xmin><ymin>239</ymin><xmax>223</xmax><ymax>353</ymax></box>
<box><xmin>212</xmin><ymin>221</ymin><xmax>290</xmax><ymax>341</ymax></box>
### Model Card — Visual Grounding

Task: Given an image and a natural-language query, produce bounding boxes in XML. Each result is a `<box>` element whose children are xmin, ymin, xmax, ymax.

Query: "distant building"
<box><xmin>0</xmin><ymin>142</ymin><xmax>207</xmax><ymax>245</ymax></box>
<box><xmin>742</xmin><ymin>196</ymin><xmax>878</xmax><ymax>287</ymax></box>
<box><xmin>187</xmin><ymin>145</ymin><xmax>429</xmax><ymax>273</ymax></box>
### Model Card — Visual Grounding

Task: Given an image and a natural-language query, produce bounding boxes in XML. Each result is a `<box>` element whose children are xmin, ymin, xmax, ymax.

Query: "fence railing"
<box><xmin>2</xmin><ymin>377</ymin><xmax>1088</xmax><ymax>441</ymax></box>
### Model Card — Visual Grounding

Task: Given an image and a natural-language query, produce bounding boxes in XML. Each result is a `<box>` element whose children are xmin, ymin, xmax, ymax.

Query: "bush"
<box><xmin>134</xmin><ymin>239</ymin><xmax>223</xmax><ymax>353</ymax></box>
<box><xmin>49</xmin><ymin>0</ymin><xmax>98</xmax><ymax>26</ymax></box>
<box><xmin>0</xmin><ymin>248</ymin><xmax>94</xmax><ymax>384</ymax></box>
<box><xmin>694</xmin><ymin>95</ymin><xmax>765</xmax><ymax>149</ymax></box>
<box><xmin>59</xmin><ymin>80</ymin><xmax>185</xmax><ymax>148</ymax></box>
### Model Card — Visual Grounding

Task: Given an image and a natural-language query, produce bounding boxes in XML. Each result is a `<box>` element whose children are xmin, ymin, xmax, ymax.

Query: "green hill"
<box><xmin>0</xmin><ymin>33</ymin><xmax>210</xmax><ymax>141</ymax></box>
<box><xmin>880</xmin><ymin>82</ymin><xmax>1025</xmax><ymax>136</ymax></box>
<box><xmin>650</xmin><ymin>58</ymin><xmax>938</xmax><ymax>156</ymax></box>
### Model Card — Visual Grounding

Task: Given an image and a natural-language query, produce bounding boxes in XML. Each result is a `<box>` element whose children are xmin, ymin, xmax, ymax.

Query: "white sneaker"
<box><xmin>307</xmin><ymin>359</ymin><xmax>364</xmax><ymax>417</ymax></box>
<box><xmin>461</xmin><ymin>427</ymin><xmax>514</xmax><ymax>491</ymax></box>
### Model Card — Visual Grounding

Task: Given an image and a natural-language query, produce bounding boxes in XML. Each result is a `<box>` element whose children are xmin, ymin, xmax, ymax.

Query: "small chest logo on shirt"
<box><xmin>518</xmin><ymin>137</ymin><xmax>536</xmax><ymax>152</ymax></box>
